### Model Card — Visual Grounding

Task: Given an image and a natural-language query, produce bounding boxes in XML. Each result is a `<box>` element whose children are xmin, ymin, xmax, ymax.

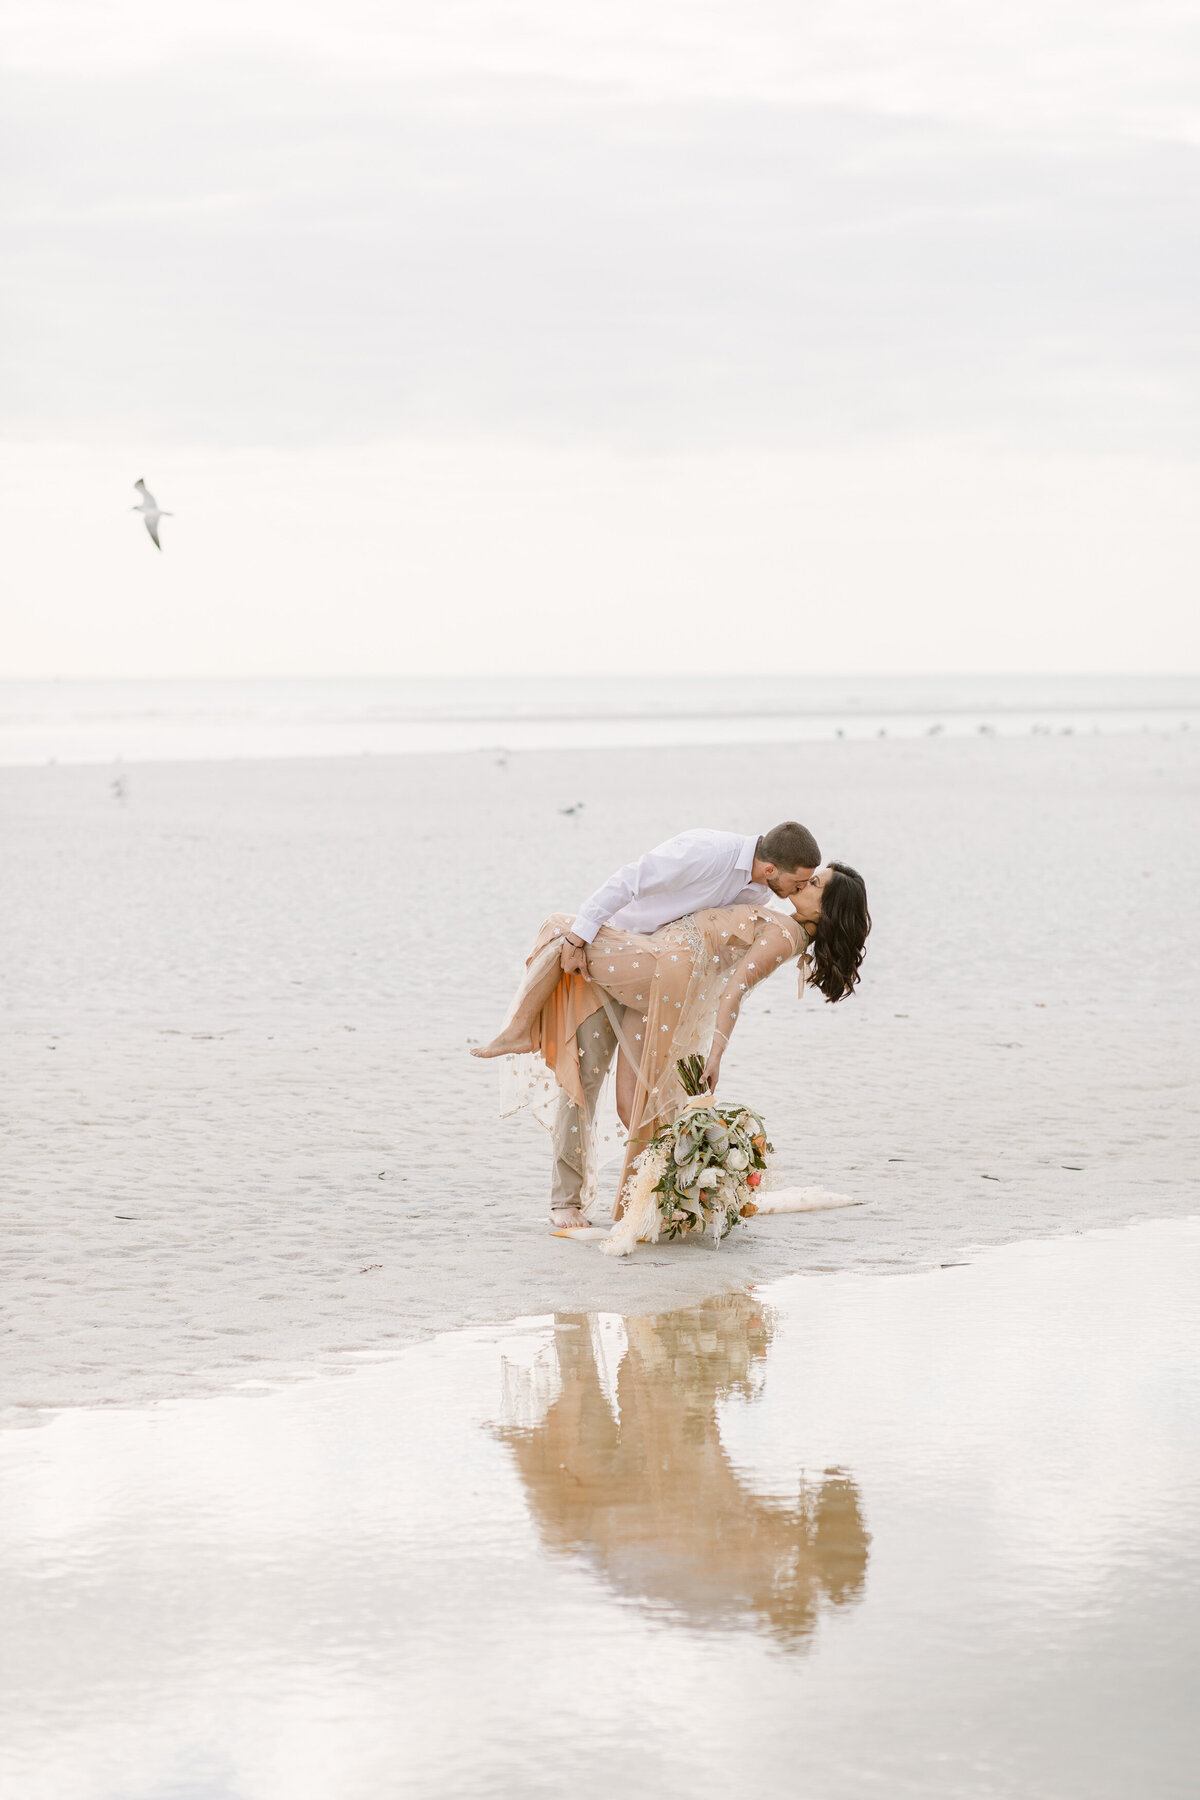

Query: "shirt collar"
<box><xmin>736</xmin><ymin>833</ymin><xmax>759</xmax><ymax>876</ymax></box>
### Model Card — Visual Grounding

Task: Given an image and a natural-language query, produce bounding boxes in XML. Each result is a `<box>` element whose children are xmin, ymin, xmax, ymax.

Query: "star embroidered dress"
<box><xmin>501</xmin><ymin>903</ymin><xmax>808</xmax><ymax>1209</ymax></box>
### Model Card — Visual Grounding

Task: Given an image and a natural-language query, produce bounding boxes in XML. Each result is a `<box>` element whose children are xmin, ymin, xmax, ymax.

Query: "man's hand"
<box><xmin>561</xmin><ymin>936</ymin><xmax>590</xmax><ymax>980</ymax></box>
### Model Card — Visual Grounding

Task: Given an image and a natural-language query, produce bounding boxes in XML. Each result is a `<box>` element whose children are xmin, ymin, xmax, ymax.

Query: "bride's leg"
<box><xmin>472</xmin><ymin>938</ymin><xmax>569</xmax><ymax>1058</ymax></box>
<box><xmin>613</xmin><ymin>1049</ymin><xmax>656</xmax><ymax>1218</ymax></box>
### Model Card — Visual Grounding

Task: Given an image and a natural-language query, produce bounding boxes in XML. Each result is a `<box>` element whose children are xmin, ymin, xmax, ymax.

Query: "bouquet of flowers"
<box><xmin>601</xmin><ymin>1056</ymin><xmax>773</xmax><ymax>1257</ymax></box>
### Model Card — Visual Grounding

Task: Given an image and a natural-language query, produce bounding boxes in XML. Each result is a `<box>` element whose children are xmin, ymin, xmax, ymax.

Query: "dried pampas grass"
<box><xmin>749</xmin><ymin>1187</ymin><xmax>860</xmax><ymax>1213</ymax></box>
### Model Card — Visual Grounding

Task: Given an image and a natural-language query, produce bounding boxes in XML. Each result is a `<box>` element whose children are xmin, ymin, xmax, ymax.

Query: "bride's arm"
<box><xmin>702</xmin><ymin>920</ymin><xmax>801</xmax><ymax>1091</ymax></box>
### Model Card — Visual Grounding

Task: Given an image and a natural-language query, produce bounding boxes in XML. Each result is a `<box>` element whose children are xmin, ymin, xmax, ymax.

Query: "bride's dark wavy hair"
<box><xmin>810</xmin><ymin>862</ymin><xmax>871</xmax><ymax>1003</ymax></box>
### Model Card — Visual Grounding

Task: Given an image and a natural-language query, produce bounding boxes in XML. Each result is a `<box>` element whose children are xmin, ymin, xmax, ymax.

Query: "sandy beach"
<box><xmin>2</xmin><ymin>730</ymin><xmax>1197</xmax><ymax>1420</ymax></box>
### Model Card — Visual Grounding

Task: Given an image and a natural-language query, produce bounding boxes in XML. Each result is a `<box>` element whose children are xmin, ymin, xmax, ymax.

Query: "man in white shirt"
<box><xmin>551</xmin><ymin>820</ymin><xmax>820</xmax><ymax>1222</ymax></box>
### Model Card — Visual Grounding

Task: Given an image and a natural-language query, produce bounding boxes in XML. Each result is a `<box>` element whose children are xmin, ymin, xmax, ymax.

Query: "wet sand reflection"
<box><xmin>495</xmin><ymin>1291</ymin><xmax>869</xmax><ymax>1647</ymax></box>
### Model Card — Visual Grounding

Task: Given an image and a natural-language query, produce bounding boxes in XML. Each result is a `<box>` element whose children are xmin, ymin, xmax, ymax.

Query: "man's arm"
<box><xmin>570</xmin><ymin>834</ymin><xmax>714</xmax><ymax>943</ymax></box>
<box><xmin>562</xmin><ymin>834</ymin><xmax>710</xmax><ymax>976</ymax></box>
<box><xmin>570</xmin><ymin>858</ymin><xmax>644</xmax><ymax>946</ymax></box>
<box><xmin>560</xmin><ymin>857</ymin><xmax>645</xmax><ymax>976</ymax></box>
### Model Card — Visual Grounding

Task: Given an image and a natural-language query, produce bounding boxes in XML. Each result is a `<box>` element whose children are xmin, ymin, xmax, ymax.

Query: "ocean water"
<box><xmin>1</xmin><ymin>1221</ymin><xmax>1196</xmax><ymax>1800</ymax></box>
<box><xmin>0</xmin><ymin>674</ymin><xmax>1197</xmax><ymax>765</ymax></box>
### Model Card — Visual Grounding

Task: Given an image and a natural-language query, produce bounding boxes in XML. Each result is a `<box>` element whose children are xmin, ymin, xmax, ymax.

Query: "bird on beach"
<box><xmin>132</xmin><ymin>478</ymin><xmax>171</xmax><ymax>550</ymax></box>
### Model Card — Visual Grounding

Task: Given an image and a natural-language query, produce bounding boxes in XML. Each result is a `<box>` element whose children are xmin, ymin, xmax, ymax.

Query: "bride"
<box><xmin>474</xmin><ymin>863</ymin><xmax>871</xmax><ymax>1224</ymax></box>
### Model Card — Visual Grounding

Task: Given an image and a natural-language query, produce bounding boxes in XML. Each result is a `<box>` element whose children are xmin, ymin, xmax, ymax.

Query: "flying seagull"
<box><xmin>132</xmin><ymin>477</ymin><xmax>172</xmax><ymax>550</ymax></box>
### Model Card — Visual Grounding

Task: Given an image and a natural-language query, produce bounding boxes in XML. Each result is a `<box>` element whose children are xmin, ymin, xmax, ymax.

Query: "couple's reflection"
<box><xmin>496</xmin><ymin>1291</ymin><xmax>869</xmax><ymax>1648</ymax></box>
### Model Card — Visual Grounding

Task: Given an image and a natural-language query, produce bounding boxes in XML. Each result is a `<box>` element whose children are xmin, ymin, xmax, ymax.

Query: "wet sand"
<box><xmin>2</xmin><ymin>729</ymin><xmax>1198</xmax><ymax>1417</ymax></box>
<box><xmin>1</xmin><ymin>1219</ymin><xmax>1196</xmax><ymax>1800</ymax></box>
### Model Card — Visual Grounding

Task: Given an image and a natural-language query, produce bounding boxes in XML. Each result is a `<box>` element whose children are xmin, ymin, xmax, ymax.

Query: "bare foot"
<box><xmin>548</xmin><ymin>1204</ymin><xmax>589</xmax><ymax>1231</ymax></box>
<box><xmin>470</xmin><ymin>1030</ymin><xmax>534</xmax><ymax>1059</ymax></box>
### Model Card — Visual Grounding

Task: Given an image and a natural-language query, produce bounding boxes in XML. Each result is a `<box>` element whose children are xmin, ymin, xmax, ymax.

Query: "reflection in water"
<box><xmin>0</xmin><ymin>1224</ymin><xmax>1194</xmax><ymax>1800</ymax></box>
<box><xmin>496</xmin><ymin>1291</ymin><xmax>870</xmax><ymax>1647</ymax></box>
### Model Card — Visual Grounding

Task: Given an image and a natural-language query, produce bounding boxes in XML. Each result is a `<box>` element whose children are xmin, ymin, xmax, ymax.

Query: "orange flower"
<box><xmin>746</xmin><ymin>1171</ymin><xmax>762</xmax><ymax>1187</ymax></box>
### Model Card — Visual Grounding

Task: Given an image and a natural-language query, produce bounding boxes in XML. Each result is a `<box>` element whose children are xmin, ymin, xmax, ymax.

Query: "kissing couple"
<box><xmin>474</xmin><ymin>822</ymin><xmax>870</xmax><ymax>1230</ymax></box>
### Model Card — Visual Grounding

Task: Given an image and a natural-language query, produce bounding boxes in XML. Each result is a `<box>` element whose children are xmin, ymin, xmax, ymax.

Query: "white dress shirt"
<box><xmin>571</xmin><ymin>828</ymin><xmax>771</xmax><ymax>944</ymax></box>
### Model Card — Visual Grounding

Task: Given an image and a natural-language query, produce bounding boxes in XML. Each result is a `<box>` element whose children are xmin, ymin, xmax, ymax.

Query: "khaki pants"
<box><xmin>549</xmin><ymin>1006</ymin><xmax>623</xmax><ymax>1205</ymax></box>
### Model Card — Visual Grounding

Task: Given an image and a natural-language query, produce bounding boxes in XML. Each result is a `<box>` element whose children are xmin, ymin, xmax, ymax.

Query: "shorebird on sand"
<box><xmin>132</xmin><ymin>478</ymin><xmax>172</xmax><ymax>550</ymax></box>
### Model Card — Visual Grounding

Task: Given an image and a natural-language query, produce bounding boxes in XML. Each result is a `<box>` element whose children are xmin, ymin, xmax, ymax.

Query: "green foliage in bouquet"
<box><xmin>649</xmin><ymin>1057</ymin><xmax>774</xmax><ymax>1243</ymax></box>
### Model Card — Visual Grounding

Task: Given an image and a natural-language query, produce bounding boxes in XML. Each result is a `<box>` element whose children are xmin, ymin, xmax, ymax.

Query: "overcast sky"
<box><xmin>3</xmin><ymin>0</ymin><xmax>1198</xmax><ymax>677</ymax></box>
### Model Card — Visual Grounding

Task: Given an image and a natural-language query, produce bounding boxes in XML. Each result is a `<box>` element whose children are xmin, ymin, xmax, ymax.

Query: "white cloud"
<box><xmin>6</xmin><ymin>2</ymin><xmax>1200</xmax><ymax>137</ymax></box>
<box><xmin>3</xmin><ymin>1</ymin><xmax>1198</xmax><ymax>673</ymax></box>
<box><xmin>4</xmin><ymin>65</ymin><xmax>1198</xmax><ymax>455</ymax></box>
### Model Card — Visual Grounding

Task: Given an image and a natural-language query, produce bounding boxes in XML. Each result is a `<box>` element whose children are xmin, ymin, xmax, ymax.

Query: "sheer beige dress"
<box><xmin>502</xmin><ymin>903</ymin><xmax>808</xmax><ymax>1212</ymax></box>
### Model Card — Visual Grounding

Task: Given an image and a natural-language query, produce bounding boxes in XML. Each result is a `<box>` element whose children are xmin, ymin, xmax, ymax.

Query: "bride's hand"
<box><xmin>702</xmin><ymin>1052</ymin><xmax>721</xmax><ymax>1093</ymax></box>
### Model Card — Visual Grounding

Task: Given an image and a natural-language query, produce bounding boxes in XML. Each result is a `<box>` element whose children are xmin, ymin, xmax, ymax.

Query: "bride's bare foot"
<box><xmin>470</xmin><ymin>1029</ymin><xmax>534</xmax><ymax>1059</ymax></box>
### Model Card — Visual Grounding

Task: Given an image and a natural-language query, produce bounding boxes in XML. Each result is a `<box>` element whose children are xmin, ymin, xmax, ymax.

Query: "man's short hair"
<box><xmin>758</xmin><ymin>821</ymin><xmax>821</xmax><ymax>872</ymax></box>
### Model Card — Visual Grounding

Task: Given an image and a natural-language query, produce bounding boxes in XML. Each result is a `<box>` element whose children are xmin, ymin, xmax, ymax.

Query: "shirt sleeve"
<box><xmin>571</xmin><ymin>833</ymin><xmax>712</xmax><ymax>943</ymax></box>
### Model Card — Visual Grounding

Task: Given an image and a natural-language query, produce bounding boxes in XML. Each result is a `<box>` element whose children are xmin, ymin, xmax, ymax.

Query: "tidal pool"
<box><xmin>1</xmin><ymin>1219</ymin><xmax>1197</xmax><ymax>1799</ymax></box>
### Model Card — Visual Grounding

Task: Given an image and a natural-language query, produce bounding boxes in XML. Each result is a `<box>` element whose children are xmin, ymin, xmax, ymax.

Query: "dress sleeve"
<box><xmin>711</xmin><ymin>918</ymin><xmax>801</xmax><ymax>1049</ymax></box>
